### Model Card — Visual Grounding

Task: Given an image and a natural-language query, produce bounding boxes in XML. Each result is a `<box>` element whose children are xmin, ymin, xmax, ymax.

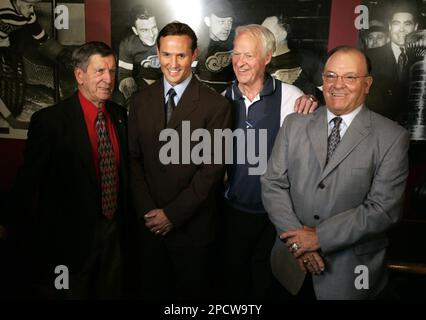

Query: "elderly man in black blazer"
<box><xmin>1</xmin><ymin>41</ymin><xmax>130</xmax><ymax>299</ymax></box>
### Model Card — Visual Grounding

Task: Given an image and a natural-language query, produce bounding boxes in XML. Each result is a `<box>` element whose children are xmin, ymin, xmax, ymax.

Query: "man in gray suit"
<box><xmin>261</xmin><ymin>46</ymin><xmax>409</xmax><ymax>299</ymax></box>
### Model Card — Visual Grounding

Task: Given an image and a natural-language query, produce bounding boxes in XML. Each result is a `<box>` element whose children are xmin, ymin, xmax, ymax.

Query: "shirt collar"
<box><xmin>327</xmin><ymin>105</ymin><xmax>363</xmax><ymax>128</ymax></box>
<box><xmin>230</xmin><ymin>73</ymin><xmax>276</xmax><ymax>101</ymax></box>
<box><xmin>163</xmin><ymin>73</ymin><xmax>193</xmax><ymax>103</ymax></box>
<box><xmin>78</xmin><ymin>90</ymin><xmax>106</xmax><ymax>112</ymax></box>
<box><xmin>391</xmin><ymin>42</ymin><xmax>402</xmax><ymax>63</ymax></box>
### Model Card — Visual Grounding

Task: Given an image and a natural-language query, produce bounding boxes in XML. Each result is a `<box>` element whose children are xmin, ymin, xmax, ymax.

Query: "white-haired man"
<box><xmin>222</xmin><ymin>24</ymin><xmax>316</xmax><ymax>299</ymax></box>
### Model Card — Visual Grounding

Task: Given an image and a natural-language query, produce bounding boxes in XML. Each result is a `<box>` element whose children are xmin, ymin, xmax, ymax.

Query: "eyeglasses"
<box><xmin>322</xmin><ymin>72</ymin><xmax>371</xmax><ymax>84</ymax></box>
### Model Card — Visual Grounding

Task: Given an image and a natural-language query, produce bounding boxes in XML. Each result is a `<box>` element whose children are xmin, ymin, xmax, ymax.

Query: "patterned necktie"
<box><xmin>397</xmin><ymin>47</ymin><xmax>408</xmax><ymax>81</ymax></box>
<box><xmin>166</xmin><ymin>88</ymin><xmax>177</xmax><ymax>124</ymax></box>
<box><xmin>326</xmin><ymin>116</ymin><xmax>342</xmax><ymax>164</ymax></box>
<box><xmin>96</xmin><ymin>110</ymin><xmax>118</xmax><ymax>219</ymax></box>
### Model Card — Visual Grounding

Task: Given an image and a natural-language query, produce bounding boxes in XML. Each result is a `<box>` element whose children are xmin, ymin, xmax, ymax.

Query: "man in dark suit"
<box><xmin>366</xmin><ymin>2</ymin><xmax>418</xmax><ymax>121</ymax></box>
<box><xmin>128</xmin><ymin>22</ymin><xmax>232</xmax><ymax>299</ymax></box>
<box><xmin>1</xmin><ymin>41</ymin><xmax>129</xmax><ymax>299</ymax></box>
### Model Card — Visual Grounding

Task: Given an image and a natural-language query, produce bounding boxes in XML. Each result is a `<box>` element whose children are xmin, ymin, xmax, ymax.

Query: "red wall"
<box><xmin>0</xmin><ymin>0</ymin><xmax>358</xmax><ymax>192</ymax></box>
<box><xmin>85</xmin><ymin>0</ymin><xmax>111</xmax><ymax>45</ymax></box>
<box><xmin>328</xmin><ymin>0</ymin><xmax>361</xmax><ymax>50</ymax></box>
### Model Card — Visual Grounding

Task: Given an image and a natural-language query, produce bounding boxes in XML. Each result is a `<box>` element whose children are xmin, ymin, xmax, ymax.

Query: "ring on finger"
<box><xmin>290</xmin><ymin>243</ymin><xmax>299</xmax><ymax>252</ymax></box>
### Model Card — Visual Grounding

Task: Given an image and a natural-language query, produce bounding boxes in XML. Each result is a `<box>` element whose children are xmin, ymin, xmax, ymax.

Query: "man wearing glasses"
<box><xmin>261</xmin><ymin>46</ymin><xmax>409</xmax><ymax>299</ymax></box>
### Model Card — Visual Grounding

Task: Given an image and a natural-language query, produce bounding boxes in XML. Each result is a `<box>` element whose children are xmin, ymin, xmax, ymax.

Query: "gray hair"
<box><xmin>72</xmin><ymin>41</ymin><xmax>116</xmax><ymax>71</ymax></box>
<box><xmin>234</xmin><ymin>24</ymin><xmax>276</xmax><ymax>57</ymax></box>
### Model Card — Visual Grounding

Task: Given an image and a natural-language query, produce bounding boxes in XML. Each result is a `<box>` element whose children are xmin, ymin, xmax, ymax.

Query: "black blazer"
<box><xmin>6</xmin><ymin>93</ymin><xmax>129</xmax><ymax>276</ymax></box>
<box><xmin>366</xmin><ymin>43</ymin><xmax>408</xmax><ymax>121</ymax></box>
<box><xmin>128</xmin><ymin>76</ymin><xmax>232</xmax><ymax>245</ymax></box>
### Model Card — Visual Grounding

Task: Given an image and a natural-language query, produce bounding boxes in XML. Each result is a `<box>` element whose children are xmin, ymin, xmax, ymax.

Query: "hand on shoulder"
<box><xmin>294</xmin><ymin>94</ymin><xmax>319</xmax><ymax>114</ymax></box>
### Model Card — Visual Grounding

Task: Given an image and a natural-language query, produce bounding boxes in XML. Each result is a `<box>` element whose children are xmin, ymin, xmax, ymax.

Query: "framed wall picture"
<box><xmin>111</xmin><ymin>0</ymin><xmax>331</xmax><ymax>107</ymax></box>
<box><xmin>357</xmin><ymin>0</ymin><xmax>426</xmax><ymax>221</ymax></box>
<box><xmin>0</xmin><ymin>0</ymin><xmax>85</xmax><ymax>140</ymax></box>
<box><xmin>360</xmin><ymin>0</ymin><xmax>426</xmax><ymax>141</ymax></box>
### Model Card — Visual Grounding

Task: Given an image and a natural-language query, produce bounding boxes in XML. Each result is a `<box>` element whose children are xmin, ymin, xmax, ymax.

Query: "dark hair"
<box><xmin>72</xmin><ymin>41</ymin><xmax>116</xmax><ymax>71</ymax></box>
<box><xmin>387</xmin><ymin>1</ymin><xmax>419</xmax><ymax>23</ymax></box>
<box><xmin>204</xmin><ymin>0</ymin><xmax>235</xmax><ymax>19</ymax></box>
<box><xmin>327</xmin><ymin>45</ymin><xmax>372</xmax><ymax>75</ymax></box>
<box><xmin>156</xmin><ymin>21</ymin><xmax>198</xmax><ymax>52</ymax></box>
<box><xmin>129</xmin><ymin>5</ymin><xmax>155</xmax><ymax>26</ymax></box>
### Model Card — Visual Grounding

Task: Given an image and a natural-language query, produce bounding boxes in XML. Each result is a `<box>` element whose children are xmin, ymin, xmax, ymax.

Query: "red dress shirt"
<box><xmin>78</xmin><ymin>91</ymin><xmax>120</xmax><ymax>183</ymax></box>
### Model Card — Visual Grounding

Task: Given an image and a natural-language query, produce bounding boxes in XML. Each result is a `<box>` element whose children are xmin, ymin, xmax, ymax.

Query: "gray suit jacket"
<box><xmin>261</xmin><ymin>106</ymin><xmax>409</xmax><ymax>299</ymax></box>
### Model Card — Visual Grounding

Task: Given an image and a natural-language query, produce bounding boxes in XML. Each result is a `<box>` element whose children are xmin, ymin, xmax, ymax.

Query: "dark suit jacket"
<box><xmin>128</xmin><ymin>76</ymin><xmax>232</xmax><ymax>246</ymax></box>
<box><xmin>366</xmin><ymin>43</ymin><xmax>408</xmax><ymax>121</ymax></box>
<box><xmin>5</xmin><ymin>93</ymin><xmax>129</xmax><ymax>278</ymax></box>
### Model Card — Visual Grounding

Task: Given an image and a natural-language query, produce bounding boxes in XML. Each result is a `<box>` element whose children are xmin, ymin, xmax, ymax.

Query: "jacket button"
<box><xmin>314</xmin><ymin>215</ymin><xmax>320</xmax><ymax>220</ymax></box>
<box><xmin>318</xmin><ymin>183</ymin><xmax>325</xmax><ymax>189</ymax></box>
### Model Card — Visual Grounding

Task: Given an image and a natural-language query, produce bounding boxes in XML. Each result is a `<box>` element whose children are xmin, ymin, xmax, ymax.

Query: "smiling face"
<box><xmin>232</xmin><ymin>31</ymin><xmax>271</xmax><ymax>90</ymax></box>
<box><xmin>74</xmin><ymin>54</ymin><xmax>116</xmax><ymax>108</ymax></box>
<box><xmin>157</xmin><ymin>35</ymin><xmax>198</xmax><ymax>86</ymax></box>
<box><xmin>389</xmin><ymin>12</ymin><xmax>418</xmax><ymax>46</ymax></box>
<box><xmin>322</xmin><ymin>50</ymin><xmax>373</xmax><ymax>115</ymax></box>
<box><xmin>133</xmin><ymin>16</ymin><xmax>158</xmax><ymax>46</ymax></box>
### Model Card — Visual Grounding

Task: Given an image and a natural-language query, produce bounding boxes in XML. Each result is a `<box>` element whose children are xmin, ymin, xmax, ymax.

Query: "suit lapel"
<box><xmin>105</xmin><ymin>101</ymin><xmax>126</xmax><ymax>163</ymax></box>
<box><xmin>106</xmin><ymin>102</ymin><xmax>128</xmax><ymax>201</ymax></box>
<box><xmin>307</xmin><ymin>107</ymin><xmax>328</xmax><ymax>172</ymax></box>
<box><xmin>148</xmin><ymin>81</ymin><xmax>166</xmax><ymax>132</ymax></box>
<box><xmin>167</xmin><ymin>76</ymin><xmax>199</xmax><ymax>129</ymax></box>
<box><xmin>320</xmin><ymin>107</ymin><xmax>371</xmax><ymax>181</ymax></box>
<box><xmin>384</xmin><ymin>43</ymin><xmax>397</xmax><ymax>77</ymax></box>
<box><xmin>66</xmin><ymin>94</ymin><xmax>98</xmax><ymax>188</ymax></box>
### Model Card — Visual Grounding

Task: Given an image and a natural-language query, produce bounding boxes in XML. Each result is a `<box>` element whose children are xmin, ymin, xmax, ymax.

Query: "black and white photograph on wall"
<box><xmin>360</xmin><ymin>0</ymin><xmax>426</xmax><ymax>141</ymax></box>
<box><xmin>111</xmin><ymin>0</ymin><xmax>331</xmax><ymax>107</ymax></box>
<box><xmin>0</xmin><ymin>0</ymin><xmax>85</xmax><ymax>140</ymax></box>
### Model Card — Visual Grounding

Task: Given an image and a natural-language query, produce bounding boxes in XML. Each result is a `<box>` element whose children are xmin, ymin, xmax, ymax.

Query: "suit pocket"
<box><xmin>354</xmin><ymin>236</ymin><xmax>388</xmax><ymax>255</ymax></box>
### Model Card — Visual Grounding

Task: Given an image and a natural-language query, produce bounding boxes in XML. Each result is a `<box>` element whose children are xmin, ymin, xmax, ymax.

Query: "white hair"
<box><xmin>234</xmin><ymin>24</ymin><xmax>276</xmax><ymax>57</ymax></box>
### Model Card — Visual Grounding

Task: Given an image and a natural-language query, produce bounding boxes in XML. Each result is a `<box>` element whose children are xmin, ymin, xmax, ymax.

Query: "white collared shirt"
<box><xmin>163</xmin><ymin>73</ymin><xmax>193</xmax><ymax>106</ymax></box>
<box><xmin>241</xmin><ymin>84</ymin><xmax>303</xmax><ymax>126</ymax></box>
<box><xmin>391</xmin><ymin>42</ymin><xmax>403</xmax><ymax>64</ymax></box>
<box><xmin>327</xmin><ymin>105</ymin><xmax>363</xmax><ymax>138</ymax></box>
